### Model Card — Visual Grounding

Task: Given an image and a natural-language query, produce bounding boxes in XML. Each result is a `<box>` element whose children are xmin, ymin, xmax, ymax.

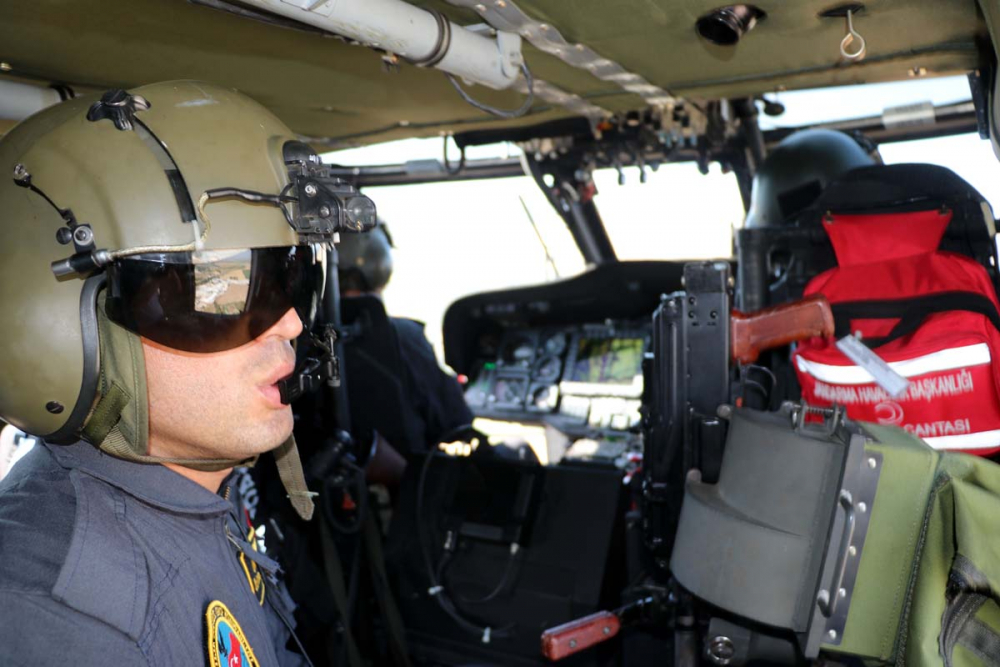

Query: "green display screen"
<box><xmin>569</xmin><ymin>338</ymin><xmax>644</xmax><ymax>385</ymax></box>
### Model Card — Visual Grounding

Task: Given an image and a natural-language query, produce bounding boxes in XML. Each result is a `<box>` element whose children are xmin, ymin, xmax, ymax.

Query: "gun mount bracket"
<box><xmin>805</xmin><ymin>438</ymin><xmax>882</xmax><ymax>656</ymax></box>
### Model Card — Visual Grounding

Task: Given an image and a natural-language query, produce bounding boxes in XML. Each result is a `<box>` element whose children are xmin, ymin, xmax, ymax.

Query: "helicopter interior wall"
<box><xmin>0</xmin><ymin>0</ymin><xmax>987</xmax><ymax>147</ymax></box>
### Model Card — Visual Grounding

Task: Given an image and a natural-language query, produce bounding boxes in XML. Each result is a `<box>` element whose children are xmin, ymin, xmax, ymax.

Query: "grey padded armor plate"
<box><xmin>670</xmin><ymin>408</ymin><xmax>847</xmax><ymax>632</ymax></box>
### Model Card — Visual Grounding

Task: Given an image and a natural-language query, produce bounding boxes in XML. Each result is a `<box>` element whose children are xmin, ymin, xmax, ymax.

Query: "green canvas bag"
<box><xmin>843</xmin><ymin>424</ymin><xmax>1000</xmax><ymax>666</ymax></box>
<box><xmin>671</xmin><ymin>405</ymin><xmax>1000</xmax><ymax>666</ymax></box>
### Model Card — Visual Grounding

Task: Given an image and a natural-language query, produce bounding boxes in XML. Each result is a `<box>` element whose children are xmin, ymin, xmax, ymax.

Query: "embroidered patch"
<box><xmin>206</xmin><ymin>600</ymin><xmax>260</xmax><ymax>667</ymax></box>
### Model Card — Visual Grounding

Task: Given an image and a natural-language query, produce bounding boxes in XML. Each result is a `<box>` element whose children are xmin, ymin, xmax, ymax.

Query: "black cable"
<box><xmin>416</xmin><ymin>451</ymin><xmax>514</xmax><ymax>639</ymax></box>
<box><xmin>338</xmin><ymin>534</ymin><xmax>364</xmax><ymax>667</ymax></box>
<box><xmin>441</xmin><ymin>543</ymin><xmax>522</xmax><ymax>605</ymax></box>
<box><xmin>446</xmin><ymin>63</ymin><xmax>535</xmax><ymax>119</ymax></box>
<box><xmin>442</xmin><ymin>136</ymin><xmax>466</xmax><ymax>176</ymax></box>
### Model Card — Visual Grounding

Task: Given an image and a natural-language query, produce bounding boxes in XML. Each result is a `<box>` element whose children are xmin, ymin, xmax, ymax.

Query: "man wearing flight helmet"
<box><xmin>0</xmin><ymin>81</ymin><xmax>374</xmax><ymax>665</ymax></box>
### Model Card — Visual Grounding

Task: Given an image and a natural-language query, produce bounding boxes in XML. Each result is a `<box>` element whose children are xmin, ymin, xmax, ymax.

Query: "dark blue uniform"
<box><xmin>393</xmin><ymin>317</ymin><xmax>474</xmax><ymax>450</ymax></box>
<box><xmin>0</xmin><ymin>441</ymin><xmax>310</xmax><ymax>666</ymax></box>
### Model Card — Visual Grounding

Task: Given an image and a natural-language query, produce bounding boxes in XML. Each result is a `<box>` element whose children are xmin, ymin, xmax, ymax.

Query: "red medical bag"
<box><xmin>793</xmin><ymin>207</ymin><xmax>1000</xmax><ymax>455</ymax></box>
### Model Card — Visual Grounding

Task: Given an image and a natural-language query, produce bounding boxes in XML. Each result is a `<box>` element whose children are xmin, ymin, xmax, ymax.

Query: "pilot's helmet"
<box><xmin>338</xmin><ymin>221</ymin><xmax>394</xmax><ymax>293</ymax></box>
<box><xmin>0</xmin><ymin>81</ymin><xmax>327</xmax><ymax>452</ymax></box>
<box><xmin>744</xmin><ymin>129</ymin><xmax>878</xmax><ymax>228</ymax></box>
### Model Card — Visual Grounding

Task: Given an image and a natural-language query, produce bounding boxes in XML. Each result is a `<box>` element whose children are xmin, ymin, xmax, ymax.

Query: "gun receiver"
<box><xmin>730</xmin><ymin>295</ymin><xmax>834</xmax><ymax>365</ymax></box>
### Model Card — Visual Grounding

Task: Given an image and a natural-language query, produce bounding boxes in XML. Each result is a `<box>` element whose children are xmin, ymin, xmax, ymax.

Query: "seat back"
<box><xmin>737</xmin><ymin>163</ymin><xmax>999</xmax><ymax>312</ymax></box>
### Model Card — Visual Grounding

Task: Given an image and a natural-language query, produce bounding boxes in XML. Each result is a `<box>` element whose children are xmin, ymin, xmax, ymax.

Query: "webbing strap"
<box><xmin>319</xmin><ymin>518</ymin><xmax>365</xmax><ymax>667</ymax></box>
<box><xmin>97</xmin><ymin>423</ymin><xmax>255</xmax><ymax>472</ymax></box>
<box><xmin>82</xmin><ymin>381</ymin><xmax>131</xmax><ymax>444</ymax></box>
<box><xmin>956</xmin><ymin>615</ymin><xmax>1000</xmax><ymax>666</ymax></box>
<box><xmin>273</xmin><ymin>436</ymin><xmax>315</xmax><ymax>521</ymax></box>
<box><xmin>830</xmin><ymin>291</ymin><xmax>1000</xmax><ymax>347</ymax></box>
<box><xmin>363</xmin><ymin>510</ymin><xmax>414</xmax><ymax>667</ymax></box>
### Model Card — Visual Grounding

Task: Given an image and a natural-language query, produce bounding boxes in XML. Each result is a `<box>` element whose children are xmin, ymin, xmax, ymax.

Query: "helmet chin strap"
<box><xmin>80</xmin><ymin>294</ymin><xmax>315</xmax><ymax>520</ymax></box>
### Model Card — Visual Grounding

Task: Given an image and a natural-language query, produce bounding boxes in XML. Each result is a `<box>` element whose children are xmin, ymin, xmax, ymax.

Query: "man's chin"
<box><xmin>263</xmin><ymin>411</ymin><xmax>296</xmax><ymax>450</ymax></box>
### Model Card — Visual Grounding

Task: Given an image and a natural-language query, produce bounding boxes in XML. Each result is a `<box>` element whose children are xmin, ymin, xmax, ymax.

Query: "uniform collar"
<box><xmin>44</xmin><ymin>441</ymin><xmax>234</xmax><ymax>515</ymax></box>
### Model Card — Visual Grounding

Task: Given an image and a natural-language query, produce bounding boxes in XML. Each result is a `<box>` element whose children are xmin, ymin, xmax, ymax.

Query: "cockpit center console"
<box><xmin>464</xmin><ymin>321</ymin><xmax>649</xmax><ymax>436</ymax></box>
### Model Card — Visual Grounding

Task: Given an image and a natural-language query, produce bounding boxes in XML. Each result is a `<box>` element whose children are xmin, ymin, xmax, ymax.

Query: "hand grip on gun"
<box><xmin>730</xmin><ymin>294</ymin><xmax>834</xmax><ymax>365</ymax></box>
<box><xmin>541</xmin><ymin>611</ymin><xmax>621</xmax><ymax>661</ymax></box>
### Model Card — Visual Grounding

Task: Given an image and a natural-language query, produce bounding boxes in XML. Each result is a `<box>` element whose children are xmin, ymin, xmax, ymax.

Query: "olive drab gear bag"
<box><xmin>840</xmin><ymin>423</ymin><xmax>1000</xmax><ymax>666</ymax></box>
<box><xmin>671</xmin><ymin>406</ymin><xmax>1000</xmax><ymax>666</ymax></box>
<box><xmin>792</xmin><ymin>205</ymin><xmax>1000</xmax><ymax>456</ymax></box>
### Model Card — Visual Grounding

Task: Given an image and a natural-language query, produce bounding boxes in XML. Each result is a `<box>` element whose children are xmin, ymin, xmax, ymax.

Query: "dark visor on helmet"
<box><xmin>105</xmin><ymin>245</ymin><xmax>325</xmax><ymax>353</ymax></box>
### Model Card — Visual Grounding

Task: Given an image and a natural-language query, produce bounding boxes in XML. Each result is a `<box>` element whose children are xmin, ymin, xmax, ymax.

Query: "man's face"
<box><xmin>142</xmin><ymin>307</ymin><xmax>302</xmax><ymax>461</ymax></box>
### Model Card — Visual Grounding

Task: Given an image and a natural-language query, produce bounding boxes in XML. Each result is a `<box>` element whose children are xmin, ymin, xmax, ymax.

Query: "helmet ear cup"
<box><xmin>76</xmin><ymin>292</ymin><xmax>149</xmax><ymax>455</ymax></box>
<box><xmin>40</xmin><ymin>274</ymin><xmax>105</xmax><ymax>444</ymax></box>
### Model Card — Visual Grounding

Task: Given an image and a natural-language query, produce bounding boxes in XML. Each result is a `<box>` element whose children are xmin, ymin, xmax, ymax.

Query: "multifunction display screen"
<box><xmin>569</xmin><ymin>337</ymin><xmax>644</xmax><ymax>385</ymax></box>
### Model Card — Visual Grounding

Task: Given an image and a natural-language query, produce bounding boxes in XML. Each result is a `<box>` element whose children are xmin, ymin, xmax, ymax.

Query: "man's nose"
<box><xmin>265</xmin><ymin>308</ymin><xmax>304</xmax><ymax>342</ymax></box>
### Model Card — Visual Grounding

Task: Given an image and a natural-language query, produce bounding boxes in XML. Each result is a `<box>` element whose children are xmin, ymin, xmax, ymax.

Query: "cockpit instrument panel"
<box><xmin>464</xmin><ymin>322</ymin><xmax>649</xmax><ymax>434</ymax></box>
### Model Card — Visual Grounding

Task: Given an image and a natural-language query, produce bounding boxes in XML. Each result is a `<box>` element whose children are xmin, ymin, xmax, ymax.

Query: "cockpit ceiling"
<box><xmin>0</xmin><ymin>0</ymin><xmax>988</xmax><ymax>147</ymax></box>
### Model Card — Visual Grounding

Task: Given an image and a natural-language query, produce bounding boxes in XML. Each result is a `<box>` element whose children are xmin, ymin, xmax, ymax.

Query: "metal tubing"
<box><xmin>241</xmin><ymin>0</ymin><xmax>521</xmax><ymax>90</ymax></box>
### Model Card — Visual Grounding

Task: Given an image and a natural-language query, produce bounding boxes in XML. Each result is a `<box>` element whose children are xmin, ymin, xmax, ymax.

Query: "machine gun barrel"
<box><xmin>730</xmin><ymin>294</ymin><xmax>834</xmax><ymax>365</ymax></box>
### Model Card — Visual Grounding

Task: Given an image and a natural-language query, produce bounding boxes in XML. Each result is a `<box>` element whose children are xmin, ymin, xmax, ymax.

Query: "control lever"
<box><xmin>541</xmin><ymin>597</ymin><xmax>655</xmax><ymax>661</ymax></box>
<box><xmin>730</xmin><ymin>294</ymin><xmax>834</xmax><ymax>365</ymax></box>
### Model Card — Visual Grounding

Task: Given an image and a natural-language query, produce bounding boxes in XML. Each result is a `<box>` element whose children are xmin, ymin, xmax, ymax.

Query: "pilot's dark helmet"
<box><xmin>744</xmin><ymin>129</ymin><xmax>878</xmax><ymax>228</ymax></box>
<box><xmin>338</xmin><ymin>220</ymin><xmax>394</xmax><ymax>293</ymax></box>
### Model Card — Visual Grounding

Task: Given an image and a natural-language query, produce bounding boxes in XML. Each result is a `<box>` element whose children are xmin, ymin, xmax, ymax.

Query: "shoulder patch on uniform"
<box><xmin>206</xmin><ymin>600</ymin><xmax>260</xmax><ymax>667</ymax></box>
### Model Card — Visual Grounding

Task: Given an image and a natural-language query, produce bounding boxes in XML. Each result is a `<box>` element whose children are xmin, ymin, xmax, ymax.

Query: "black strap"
<box><xmin>830</xmin><ymin>291</ymin><xmax>1000</xmax><ymax>348</ymax></box>
<box><xmin>318</xmin><ymin>519</ymin><xmax>365</xmax><ymax>667</ymax></box>
<box><xmin>362</xmin><ymin>510</ymin><xmax>414</xmax><ymax>667</ymax></box>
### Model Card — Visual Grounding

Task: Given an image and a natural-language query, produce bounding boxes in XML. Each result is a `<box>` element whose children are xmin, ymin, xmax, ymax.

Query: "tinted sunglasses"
<box><xmin>105</xmin><ymin>245</ymin><xmax>325</xmax><ymax>353</ymax></box>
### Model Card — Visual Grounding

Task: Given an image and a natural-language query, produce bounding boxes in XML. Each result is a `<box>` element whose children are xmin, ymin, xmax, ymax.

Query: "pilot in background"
<box><xmin>338</xmin><ymin>222</ymin><xmax>473</xmax><ymax>473</ymax></box>
<box><xmin>0</xmin><ymin>81</ymin><xmax>322</xmax><ymax>666</ymax></box>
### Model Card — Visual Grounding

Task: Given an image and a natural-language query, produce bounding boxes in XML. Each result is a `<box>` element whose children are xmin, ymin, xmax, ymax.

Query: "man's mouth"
<box><xmin>258</xmin><ymin>361</ymin><xmax>296</xmax><ymax>408</ymax></box>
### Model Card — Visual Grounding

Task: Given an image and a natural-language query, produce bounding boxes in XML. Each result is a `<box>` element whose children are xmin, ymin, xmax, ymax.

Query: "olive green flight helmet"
<box><xmin>0</xmin><ymin>81</ymin><xmax>359</xmax><ymax>519</ymax></box>
<box><xmin>744</xmin><ymin>129</ymin><xmax>878</xmax><ymax>228</ymax></box>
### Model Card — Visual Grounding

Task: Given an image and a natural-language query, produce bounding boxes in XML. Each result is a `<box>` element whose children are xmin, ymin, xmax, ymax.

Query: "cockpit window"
<box><xmin>328</xmin><ymin>139</ymin><xmax>587</xmax><ymax>357</ymax></box>
<box><xmin>881</xmin><ymin>134</ymin><xmax>1000</xmax><ymax>212</ymax></box>
<box><xmin>593</xmin><ymin>162</ymin><xmax>745</xmax><ymax>261</ymax></box>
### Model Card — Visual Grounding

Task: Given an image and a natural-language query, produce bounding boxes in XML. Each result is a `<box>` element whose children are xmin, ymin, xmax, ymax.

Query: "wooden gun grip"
<box><xmin>541</xmin><ymin>611</ymin><xmax>620</xmax><ymax>661</ymax></box>
<box><xmin>730</xmin><ymin>295</ymin><xmax>834</xmax><ymax>365</ymax></box>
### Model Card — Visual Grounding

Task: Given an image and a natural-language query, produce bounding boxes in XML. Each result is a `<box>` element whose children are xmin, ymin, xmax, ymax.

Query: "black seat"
<box><xmin>739</xmin><ymin>163</ymin><xmax>1000</xmax><ymax>310</ymax></box>
<box><xmin>815</xmin><ymin>163</ymin><xmax>999</xmax><ymax>289</ymax></box>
